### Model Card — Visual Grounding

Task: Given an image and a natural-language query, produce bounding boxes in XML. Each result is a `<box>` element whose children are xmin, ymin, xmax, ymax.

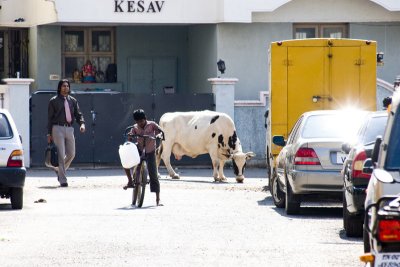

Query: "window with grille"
<box><xmin>293</xmin><ymin>24</ymin><xmax>348</xmax><ymax>39</ymax></box>
<box><xmin>62</xmin><ymin>27</ymin><xmax>115</xmax><ymax>82</ymax></box>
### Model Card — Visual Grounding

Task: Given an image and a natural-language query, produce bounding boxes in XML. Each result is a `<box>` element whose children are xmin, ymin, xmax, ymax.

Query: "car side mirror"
<box><xmin>374</xmin><ymin>169</ymin><xmax>394</xmax><ymax>183</ymax></box>
<box><xmin>272</xmin><ymin>135</ymin><xmax>286</xmax><ymax>147</ymax></box>
<box><xmin>362</xmin><ymin>158</ymin><xmax>374</xmax><ymax>174</ymax></box>
<box><xmin>264</xmin><ymin>110</ymin><xmax>269</xmax><ymax>129</ymax></box>
<box><xmin>371</xmin><ymin>136</ymin><xmax>382</xmax><ymax>163</ymax></box>
<box><xmin>341</xmin><ymin>142</ymin><xmax>351</xmax><ymax>154</ymax></box>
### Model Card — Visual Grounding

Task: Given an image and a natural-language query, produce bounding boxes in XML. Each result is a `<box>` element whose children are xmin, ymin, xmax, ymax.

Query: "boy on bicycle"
<box><xmin>123</xmin><ymin>109</ymin><xmax>164</xmax><ymax>206</ymax></box>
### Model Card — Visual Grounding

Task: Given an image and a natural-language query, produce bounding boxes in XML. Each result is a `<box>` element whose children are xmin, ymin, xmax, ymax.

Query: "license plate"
<box><xmin>375</xmin><ymin>253</ymin><xmax>400</xmax><ymax>266</ymax></box>
<box><xmin>336</xmin><ymin>152</ymin><xmax>347</xmax><ymax>164</ymax></box>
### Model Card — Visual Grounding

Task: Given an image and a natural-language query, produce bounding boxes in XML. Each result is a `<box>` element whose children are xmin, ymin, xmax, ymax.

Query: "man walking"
<box><xmin>47</xmin><ymin>79</ymin><xmax>85</xmax><ymax>187</ymax></box>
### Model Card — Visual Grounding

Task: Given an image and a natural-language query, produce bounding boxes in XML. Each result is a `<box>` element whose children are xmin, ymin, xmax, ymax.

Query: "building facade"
<box><xmin>1</xmin><ymin>0</ymin><xmax>400</xmax><ymax>166</ymax></box>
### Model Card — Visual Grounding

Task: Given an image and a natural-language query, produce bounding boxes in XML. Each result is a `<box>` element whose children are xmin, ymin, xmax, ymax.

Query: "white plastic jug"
<box><xmin>119</xmin><ymin>142</ymin><xmax>140</xmax><ymax>169</ymax></box>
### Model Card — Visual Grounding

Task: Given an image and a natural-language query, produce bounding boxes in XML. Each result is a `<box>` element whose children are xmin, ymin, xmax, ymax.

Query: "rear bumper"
<box><xmin>345</xmin><ymin>186</ymin><xmax>367</xmax><ymax>214</ymax></box>
<box><xmin>290</xmin><ymin>169</ymin><xmax>342</xmax><ymax>194</ymax></box>
<box><xmin>0</xmin><ymin>167</ymin><xmax>26</xmax><ymax>188</ymax></box>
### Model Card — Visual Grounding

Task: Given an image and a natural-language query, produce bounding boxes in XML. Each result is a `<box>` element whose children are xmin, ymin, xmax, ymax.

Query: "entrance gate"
<box><xmin>30</xmin><ymin>92</ymin><xmax>214</xmax><ymax>167</ymax></box>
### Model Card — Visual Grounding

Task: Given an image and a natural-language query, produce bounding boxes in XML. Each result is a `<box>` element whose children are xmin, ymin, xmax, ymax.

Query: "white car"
<box><xmin>0</xmin><ymin>109</ymin><xmax>26</xmax><ymax>209</ymax></box>
<box><xmin>361</xmin><ymin>90</ymin><xmax>400</xmax><ymax>265</ymax></box>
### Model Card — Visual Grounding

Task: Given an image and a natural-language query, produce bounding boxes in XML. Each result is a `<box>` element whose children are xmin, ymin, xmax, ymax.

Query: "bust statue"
<box><xmin>82</xmin><ymin>60</ymin><xmax>96</xmax><ymax>83</ymax></box>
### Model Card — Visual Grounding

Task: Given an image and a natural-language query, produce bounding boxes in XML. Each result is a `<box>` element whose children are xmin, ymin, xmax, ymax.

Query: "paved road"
<box><xmin>0</xmin><ymin>167</ymin><xmax>364</xmax><ymax>266</ymax></box>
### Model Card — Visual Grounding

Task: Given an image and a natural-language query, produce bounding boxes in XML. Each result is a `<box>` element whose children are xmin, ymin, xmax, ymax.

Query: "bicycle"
<box><xmin>123</xmin><ymin>126</ymin><xmax>161</xmax><ymax>207</ymax></box>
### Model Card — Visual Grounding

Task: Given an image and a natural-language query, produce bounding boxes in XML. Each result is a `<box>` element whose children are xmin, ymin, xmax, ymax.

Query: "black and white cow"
<box><xmin>156</xmin><ymin>110</ymin><xmax>255</xmax><ymax>183</ymax></box>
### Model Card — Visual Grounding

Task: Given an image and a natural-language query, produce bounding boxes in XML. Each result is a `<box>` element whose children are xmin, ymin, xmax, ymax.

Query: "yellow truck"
<box><xmin>265</xmin><ymin>38</ymin><xmax>377</xmax><ymax>181</ymax></box>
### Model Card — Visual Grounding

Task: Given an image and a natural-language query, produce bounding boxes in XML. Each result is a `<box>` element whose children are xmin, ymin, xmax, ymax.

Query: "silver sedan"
<box><xmin>270</xmin><ymin>110</ymin><xmax>366</xmax><ymax>215</ymax></box>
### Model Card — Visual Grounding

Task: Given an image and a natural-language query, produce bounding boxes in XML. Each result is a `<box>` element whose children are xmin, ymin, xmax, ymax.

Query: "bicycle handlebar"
<box><xmin>123</xmin><ymin>125</ymin><xmax>165</xmax><ymax>141</ymax></box>
<box><xmin>127</xmin><ymin>133</ymin><xmax>157</xmax><ymax>140</ymax></box>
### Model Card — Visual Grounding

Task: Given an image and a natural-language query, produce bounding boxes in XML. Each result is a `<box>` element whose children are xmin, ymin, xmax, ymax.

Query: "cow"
<box><xmin>156</xmin><ymin>110</ymin><xmax>255</xmax><ymax>183</ymax></box>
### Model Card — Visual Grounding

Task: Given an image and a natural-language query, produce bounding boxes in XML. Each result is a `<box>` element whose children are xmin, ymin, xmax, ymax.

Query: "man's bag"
<box><xmin>45</xmin><ymin>142</ymin><xmax>59</xmax><ymax>168</ymax></box>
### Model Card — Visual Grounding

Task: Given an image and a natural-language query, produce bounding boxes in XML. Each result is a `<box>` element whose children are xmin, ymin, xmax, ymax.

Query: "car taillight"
<box><xmin>351</xmin><ymin>150</ymin><xmax>370</xmax><ymax>179</ymax></box>
<box><xmin>7</xmin><ymin>149</ymin><xmax>23</xmax><ymax>167</ymax></box>
<box><xmin>378</xmin><ymin>220</ymin><xmax>400</xmax><ymax>242</ymax></box>
<box><xmin>295</xmin><ymin>148</ymin><xmax>320</xmax><ymax>165</ymax></box>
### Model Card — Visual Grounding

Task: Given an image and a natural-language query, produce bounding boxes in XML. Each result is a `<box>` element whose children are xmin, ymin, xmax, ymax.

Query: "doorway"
<box><xmin>128</xmin><ymin>57</ymin><xmax>177</xmax><ymax>94</ymax></box>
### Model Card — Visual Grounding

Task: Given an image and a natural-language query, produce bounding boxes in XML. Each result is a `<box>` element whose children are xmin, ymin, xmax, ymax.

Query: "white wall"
<box><xmin>53</xmin><ymin>0</ymin><xmax>221</xmax><ymax>24</ymax></box>
<box><xmin>253</xmin><ymin>0</ymin><xmax>400</xmax><ymax>23</ymax></box>
<box><xmin>0</xmin><ymin>0</ymin><xmax>56</xmax><ymax>27</ymax></box>
<box><xmin>1</xmin><ymin>0</ymin><xmax>400</xmax><ymax>27</ymax></box>
<box><xmin>48</xmin><ymin>0</ymin><xmax>400</xmax><ymax>24</ymax></box>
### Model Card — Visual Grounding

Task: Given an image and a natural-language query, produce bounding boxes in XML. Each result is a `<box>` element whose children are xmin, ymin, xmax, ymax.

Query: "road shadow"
<box><xmin>258</xmin><ymin>195</ymin><xmax>274</xmax><ymax>206</ymax></box>
<box><xmin>270</xmin><ymin>206</ymin><xmax>343</xmax><ymax>219</ymax></box>
<box><xmin>37</xmin><ymin>186</ymin><xmax>60</xmax><ymax>189</ymax></box>
<box><xmin>337</xmin><ymin>229</ymin><xmax>363</xmax><ymax>242</ymax></box>
<box><xmin>0</xmin><ymin>203</ymin><xmax>12</xmax><ymax>211</ymax></box>
<box><xmin>160</xmin><ymin>177</ymin><xmax>234</xmax><ymax>185</ymax></box>
<box><xmin>117</xmin><ymin>205</ymin><xmax>156</xmax><ymax>210</ymax></box>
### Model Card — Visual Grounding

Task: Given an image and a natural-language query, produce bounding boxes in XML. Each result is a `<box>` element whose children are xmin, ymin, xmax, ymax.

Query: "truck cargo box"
<box><xmin>266</xmin><ymin>38</ymin><xmax>377</xmax><ymax>177</ymax></box>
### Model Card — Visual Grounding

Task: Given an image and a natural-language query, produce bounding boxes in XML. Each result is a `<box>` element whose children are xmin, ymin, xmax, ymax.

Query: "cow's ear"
<box><xmin>246</xmin><ymin>152</ymin><xmax>256</xmax><ymax>160</ymax></box>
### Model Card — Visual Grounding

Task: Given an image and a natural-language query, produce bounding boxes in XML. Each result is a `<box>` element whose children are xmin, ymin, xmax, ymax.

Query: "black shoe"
<box><xmin>123</xmin><ymin>181</ymin><xmax>134</xmax><ymax>190</ymax></box>
<box><xmin>60</xmin><ymin>183</ymin><xmax>68</xmax><ymax>187</ymax></box>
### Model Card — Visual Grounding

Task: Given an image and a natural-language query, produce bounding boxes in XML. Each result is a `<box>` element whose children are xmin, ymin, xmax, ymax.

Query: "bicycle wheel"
<box><xmin>132</xmin><ymin>165</ymin><xmax>141</xmax><ymax>206</ymax></box>
<box><xmin>137</xmin><ymin>161</ymin><xmax>148</xmax><ymax>208</ymax></box>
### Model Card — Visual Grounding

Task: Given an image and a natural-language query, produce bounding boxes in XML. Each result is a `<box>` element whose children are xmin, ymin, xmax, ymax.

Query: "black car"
<box><xmin>341</xmin><ymin>111</ymin><xmax>388</xmax><ymax>237</ymax></box>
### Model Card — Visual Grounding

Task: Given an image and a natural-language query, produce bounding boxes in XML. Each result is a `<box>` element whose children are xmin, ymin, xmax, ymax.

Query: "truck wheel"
<box><xmin>11</xmin><ymin>187</ymin><xmax>23</xmax><ymax>210</ymax></box>
<box><xmin>343</xmin><ymin>194</ymin><xmax>363</xmax><ymax>237</ymax></box>
<box><xmin>271</xmin><ymin>171</ymin><xmax>285</xmax><ymax>208</ymax></box>
<box><xmin>285</xmin><ymin>178</ymin><xmax>300</xmax><ymax>215</ymax></box>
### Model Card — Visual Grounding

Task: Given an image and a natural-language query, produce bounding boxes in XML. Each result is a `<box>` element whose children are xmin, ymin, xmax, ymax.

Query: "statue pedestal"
<box><xmin>208</xmin><ymin>77</ymin><xmax>238</xmax><ymax>121</ymax></box>
<box><xmin>1</xmin><ymin>78</ymin><xmax>34</xmax><ymax>167</ymax></box>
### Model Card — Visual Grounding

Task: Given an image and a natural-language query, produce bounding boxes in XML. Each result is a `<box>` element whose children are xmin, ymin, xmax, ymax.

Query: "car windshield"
<box><xmin>385</xmin><ymin>109</ymin><xmax>400</xmax><ymax>170</ymax></box>
<box><xmin>361</xmin><ymin>115</ymin><xmax>388</xmax><ymax>144</ymax></box>
<box><xmin>0</xmin><ymin>114</ymin><xmax>12</xmax><ymax>138</ymax></box>
<box><xmin>302</xmin><ymin>112</ymin><xmax>363</xmax><ymax>139</ymax></box>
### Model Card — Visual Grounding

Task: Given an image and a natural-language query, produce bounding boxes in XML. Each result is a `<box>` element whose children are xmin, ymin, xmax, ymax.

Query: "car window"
<box><xmin>385</xmin><ymin>110</ymin><xmax>400</xmax><ymax>170</ymax></box>
<box><xmin>287</xmin><ymin>116</ymin><xmax>303</xmax><ymax>144</ymax></box>
<box><xmin>0</xmin><ymin>114</ymin><xmax>13</xmax><ymax>138</ymax></box>
<box><xmin>361</xmin><ymin>115</ymin><xmax>388</xmax><ymax>144</ymax></box>
<box><xmin>302</xmin><ymin>113</ymin><xmax>362</xmax><ymax>139</ymax></box>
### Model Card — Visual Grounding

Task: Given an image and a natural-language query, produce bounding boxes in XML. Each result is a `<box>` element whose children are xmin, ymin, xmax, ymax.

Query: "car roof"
<box><xmin>368</xmin><ymin>110</ymin><xmax>388</xmax><ymax>117</ymax></box>
<box><xmin>301</xmin><ymin>109</ymin><xmax>368</xmax><ymax>118</ymax></box>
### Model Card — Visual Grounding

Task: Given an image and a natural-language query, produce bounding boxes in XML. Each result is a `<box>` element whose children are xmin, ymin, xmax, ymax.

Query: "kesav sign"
<box><xmin>114</xmin><ymin>0</ymin><xmax>165</xmax><ymax>13</ymax></box>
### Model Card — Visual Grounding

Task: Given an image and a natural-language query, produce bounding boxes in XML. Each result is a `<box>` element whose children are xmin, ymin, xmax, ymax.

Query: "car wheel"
<box><xmin>285</xmin><ymin>177</ymin><xmax>300</xmax><ymax>215</ymax></box>
<box><xmin>363</xmin><ymin>215</ymin><xmax>371</xmax><ymax>253</ymax></box>
<box><xmin>10</xmin><ymin>187</ymin><xmax>23</xmax><ymax>210</ymax></box>
<box><xmin>343</xmin><ymin>194</ymin><xmax>363</xmax><ymax>237</ymax></box>
<box><xmin>271</xmin><ymin>170</ymin><xmax>285</xmax><ymax>208</ymax></box>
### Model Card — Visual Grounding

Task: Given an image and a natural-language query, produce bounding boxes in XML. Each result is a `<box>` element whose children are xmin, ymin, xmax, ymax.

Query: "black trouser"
<box><xmin>145</xmin><ymin>151</ymin><xmax>160</xmax><ymax>193</ymax></box>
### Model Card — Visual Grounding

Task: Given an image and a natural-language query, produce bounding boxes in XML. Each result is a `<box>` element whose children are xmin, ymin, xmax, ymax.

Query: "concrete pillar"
<box><xmin>2</xmin><ymin>78</ymin><xmax>34</xmax><ymax>167</ymax></box>
<box><xmin>207</xmin><ymin>78</ymin><xmax>238</xmax><ymax>121</ymax></box>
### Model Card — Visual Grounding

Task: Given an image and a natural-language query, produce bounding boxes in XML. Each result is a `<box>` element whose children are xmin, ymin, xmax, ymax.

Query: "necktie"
<box><xmin>64</xmin><ymin>97</ymin><xmax>72</xmax><ymax>123</ymax></box>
